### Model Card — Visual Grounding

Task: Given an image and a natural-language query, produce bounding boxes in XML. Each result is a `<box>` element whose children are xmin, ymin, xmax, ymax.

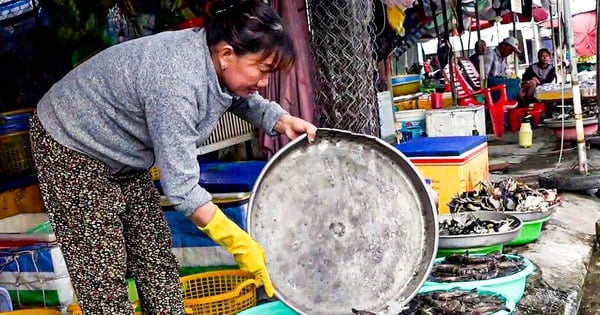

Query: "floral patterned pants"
<box><xmin>30</xmin><ymin>114</ymin><xmax>185</xmax><ymax>315</ymax></box>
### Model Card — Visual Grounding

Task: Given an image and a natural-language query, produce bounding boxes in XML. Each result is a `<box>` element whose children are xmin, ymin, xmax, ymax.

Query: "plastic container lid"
<box><xmin>394</xmin><ymin>109</ymin><xmax>426</xmax><ymax>121</ymax></box>
<box><xmin>395</xmin><ymin>136</ymin><xmax>488</xmax><ymax>157</ymax></box>
<box><xmin>248</xmin><ymin>129</ymin><xmax>439</xmax><ymax>315</ymax></box>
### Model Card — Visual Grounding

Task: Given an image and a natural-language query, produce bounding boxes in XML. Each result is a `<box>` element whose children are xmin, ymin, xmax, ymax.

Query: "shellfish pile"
<box><xmin>351</xmin><ymin>287</ymin><xmax>510</xmax><ymax>315</ymax></box>
<box><xmin>448</xmin><ymin>178</ymin><xmax>559</xmax><ymax>213</ymax></box>
<box><xmin>439</xmin><ymin>213</ymin><xmax>518</xmax><ymax>236</ymax></box>
<box><xmin>398</xmin><ymin>288</ymin><xmax>510</xmax><ymax>315</ymax></box>
<box><xmin>428</xmin><ymin>252</ymin><xmax>528</xmax><ymax>282</ymax></box>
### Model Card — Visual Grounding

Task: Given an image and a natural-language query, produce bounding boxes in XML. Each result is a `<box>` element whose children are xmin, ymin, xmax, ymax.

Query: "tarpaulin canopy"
<box><xmin>539</xmin><ymin>11</ymin><xmax>597</xmax><ymax>57</ymax></box>
<box><xmin>543</xmin><ymin>0</ymin><xmax>596</xmax><ymax>16</ymax></box>
<box><xmin>468</xmin><ymin>5</ymin><xmax>548</xmax><ymax>31</ymax></box>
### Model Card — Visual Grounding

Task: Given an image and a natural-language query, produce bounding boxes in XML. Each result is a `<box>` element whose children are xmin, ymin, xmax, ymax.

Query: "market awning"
<box><xmin>539</xmin><ymin>11</ymin><xmax>597</xmax><ymax>57</ymax></box>
<box><xmin>468</xmin><ymin>5</ymin><xmax>549</xmax><ymax>32</ymax></box>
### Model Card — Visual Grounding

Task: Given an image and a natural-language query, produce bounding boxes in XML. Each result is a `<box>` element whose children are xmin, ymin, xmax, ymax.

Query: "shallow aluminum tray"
<box><xmin>438</xmin><ymin>211</ymin><xmax>522</xmax><ymax>249</ymax></box>
<box><xmin>498</xmin><ymin>205</ymin><xmax>557</xmax><ymax>222</ymax></box>
<box><xmin>543</xmin><ymin>116</ymin><xmax>597</xmax><ymax>128</ymax></box>
<box><xmin>248</xmin><ymin>129</ymin><xmax>439</xmax><ymax>315</ymax></box>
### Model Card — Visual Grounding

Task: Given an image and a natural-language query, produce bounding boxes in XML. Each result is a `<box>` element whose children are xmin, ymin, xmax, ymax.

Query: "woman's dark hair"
<box><xmin>474</xmin><ymin>40</ymin><xmax>486</xmax><ymax>54</ymax></box>
<box><xmin>204</xmin><ymin>0</ymin><xmax>295</xmax><ymax>71</ymax></box>
<box><xmin>537</xmin><ymin>48</ymin><xmax>551</xmax><ymax>60</ymax></box>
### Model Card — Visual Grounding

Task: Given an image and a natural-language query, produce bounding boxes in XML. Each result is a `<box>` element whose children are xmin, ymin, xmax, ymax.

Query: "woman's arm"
<box><xmin>521</xmin><ymin>65</ymin><xmax>535</xmax><ymax>81</ymax></box>
<box><xmin>228</xmin><ymin>93</ymin><xmax>287</xmax><ymax>136</ymax></box>
<box><xmin>228</xmin><ymin>93</ymin><xmax>316</xmax><ymax>142</ymax></box>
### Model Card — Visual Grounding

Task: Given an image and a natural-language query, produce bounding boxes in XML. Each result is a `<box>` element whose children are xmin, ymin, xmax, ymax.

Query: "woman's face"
<box><xmin>220</xmin><ymin>52</ymin><xmax>276</xmax><ymax>97</ymax></box>
<box><xmin>539</xmin><ymin>52</ymin><xmax>551</xmax><ymax>66</ymax></box>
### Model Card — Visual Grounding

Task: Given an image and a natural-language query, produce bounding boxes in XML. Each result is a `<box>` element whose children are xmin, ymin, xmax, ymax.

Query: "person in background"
<box><xmin>521</xmin><ymin>48</ymin><xmax>556</xmax><ymax>104</ymax></box>
<box><xmin>469</xmin><ymin>39</ymin><xmax>486</xmax><ymax>73</ymax></box>
<box><xmin>483</xmin><ymin>36</ymin><xmax>522</xmax><ymax>101</ymax></box>
<box><xmin>29</xmin><ymin>0</ymin><xmax>317</xmax><ymax>314</ymax></box>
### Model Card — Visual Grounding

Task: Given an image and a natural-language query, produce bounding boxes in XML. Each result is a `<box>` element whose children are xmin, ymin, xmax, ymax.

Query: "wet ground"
<box><xmin>579</xmin><ymin>252</ymin><xmax>600</xmax><ymax>315</ymax></box>
<box><xmin>488</xmin><ymin>127</ymin><xmax>600</xmax><ymax>315</ymax></box>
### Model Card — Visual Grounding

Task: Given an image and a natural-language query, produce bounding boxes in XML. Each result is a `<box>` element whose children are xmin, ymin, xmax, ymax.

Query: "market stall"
<box><xmin>0</xmin><ymin>0</ymin><xmax>597</xmax><ymax>314</ymax></box>
<box><xmin>535</xmin><ymin>76</ymin><xmax>599</xmax><ymax>141</ymax></box>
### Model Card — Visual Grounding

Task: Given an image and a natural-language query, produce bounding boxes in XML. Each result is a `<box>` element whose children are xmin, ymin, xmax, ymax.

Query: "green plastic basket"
<box><xmin>507</xmin><ymin>216</ymin><xmax>550</xmax><ymax>246</ymax></box>
<box><xmin>436</xmin><ymin>244</ymin><xmax>504</xmax><ymax>258</ymax></box>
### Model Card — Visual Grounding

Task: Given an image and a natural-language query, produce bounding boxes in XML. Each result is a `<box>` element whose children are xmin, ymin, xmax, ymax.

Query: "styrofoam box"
<box><xmin>426</xmin><ymin>105</ymin><xmax>486</xmax><ymax>137</ymax></box>
<box><xmin>0</xmin><ymin>213</ymin><xmax>56</xmax><ymax>244</ymax></box>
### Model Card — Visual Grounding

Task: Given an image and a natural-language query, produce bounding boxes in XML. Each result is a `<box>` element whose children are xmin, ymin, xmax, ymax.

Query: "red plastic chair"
<box><xmin>443</xmin><ymin>62</ymin><xmax>518</xmax><ymax>138</ymax></box>
<box><xmin>458</xmin><ymin>58</ymin><xmax>481</xmax><ymax>89</ymax></box>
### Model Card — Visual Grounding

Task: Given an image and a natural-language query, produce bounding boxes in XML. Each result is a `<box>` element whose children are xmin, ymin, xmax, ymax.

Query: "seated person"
<box><xmin>483</xmin><ymin>36</ymin><xmax>522</xmax><ymax>102</ymax></box>
<box><xmin>469</xmin><ymin>39</ymin><xmax>486</xmax><ymax>74</ymax></box>
<box><xmin>521</xmin><ymin>48</ymin><xmax>556</xmax><ymax>104</ymax></box>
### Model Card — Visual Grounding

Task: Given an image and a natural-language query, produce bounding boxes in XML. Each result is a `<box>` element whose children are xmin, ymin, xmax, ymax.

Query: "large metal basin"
<box><xmin>247</xmin><ymin>128</ymin><xmax>439</xmax><ymax>315</ymax></box>
<box><xmin>438</xmin><ymin>211</ymin><xmax>522</xmax><ymax>249</ymax></box>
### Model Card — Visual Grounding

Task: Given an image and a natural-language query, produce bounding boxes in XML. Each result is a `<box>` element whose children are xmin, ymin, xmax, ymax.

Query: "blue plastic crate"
<box><xmin>0</xmin><ymin>111</ymin><xmax>33</xmax><ymax>136</ymax></box>
<box><xmin>0</xmin><ymin>175</ymin><xmax>38</xmax><ymax>193</ymax></box>
<box><xmin>153</xmin><ymin>160</ymin><xmax>266</xmax><ymax>193</ymax></box>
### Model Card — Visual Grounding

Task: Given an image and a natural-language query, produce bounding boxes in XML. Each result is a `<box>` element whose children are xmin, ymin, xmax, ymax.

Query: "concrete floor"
<box><xmin>487</xmin><ymin>126</ymin><xmax>600</xmax><ymax>315</ymax></box>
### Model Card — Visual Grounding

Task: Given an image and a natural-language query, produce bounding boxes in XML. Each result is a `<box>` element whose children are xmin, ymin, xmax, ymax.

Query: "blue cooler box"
<box><xmin>393</xmin><ymin>136</ymin><xmax>489</xmax><ymax>214</ymax></box>
<box><xmin>394</xmin><ymin>136</ymin><xmax>488</xmax><ymax>157</ymax></box>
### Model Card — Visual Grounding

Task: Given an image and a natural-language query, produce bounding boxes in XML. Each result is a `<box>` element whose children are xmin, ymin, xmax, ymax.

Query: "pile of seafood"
<box><xmin>448</xmin><ymin>178</ymin><xmax>559</xmax><ymax>213</ymax></box>
<box><xmin>398</xmin><ymin>288</ymin><xmax>510</xmax><ymax>315</ymax></box>
<box><xmin>429</xmin><ymin>252</ymin><xmax>528</xmax><ymax>282</ymax></box>
<box><xmin>439</xmin><ymin>213</ymin><xmax>518</xmax><ymax>236</ymax></box>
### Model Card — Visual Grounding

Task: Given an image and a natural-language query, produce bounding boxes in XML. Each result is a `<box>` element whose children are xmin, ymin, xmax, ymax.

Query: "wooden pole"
<box><xmin>596</xmin><ymin>0</ymin><xmax>600</xmax><ymax>128</ymax></box>
<box><xmin>562</xmin><ymin>0</ymin><xmax>588</xmax><ymax>173</ymax></box>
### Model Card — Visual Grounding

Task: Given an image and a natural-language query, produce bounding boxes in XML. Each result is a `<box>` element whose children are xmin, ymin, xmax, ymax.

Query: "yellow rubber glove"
<box><xmin>199</xmin><ymin>207</ymin><xmax>275</xmax><ymax>297</ymax></box>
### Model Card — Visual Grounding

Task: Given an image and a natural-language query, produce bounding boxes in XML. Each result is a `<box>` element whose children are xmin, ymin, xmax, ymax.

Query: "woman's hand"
<box><xmin>274</xmin><ymin>114</ymin><xmax>317</xmax><ymax>143</ymax></box>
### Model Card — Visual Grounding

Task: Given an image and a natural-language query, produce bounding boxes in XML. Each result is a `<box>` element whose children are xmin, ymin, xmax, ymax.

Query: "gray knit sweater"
<box><xmin>37</xmin><ymin>28</ymin><xmax>287</xmax><ymax>216</ymax></box>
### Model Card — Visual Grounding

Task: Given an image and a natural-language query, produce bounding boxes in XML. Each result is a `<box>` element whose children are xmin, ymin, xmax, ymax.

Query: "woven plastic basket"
<box><xmin>67</xmin><ymin>270</ymin><xmax>257</xmax><ymax>315</ymax></box>
<box><xmin>0</xmin><ymin>131</ymin><xmax>35</xmax><ymax>177</ymax></box>
<box><xmin>181</xmin><ymin>270</ymin><xmax>259</xmax><ymax>315</ymax></box>
<box><xmin>1</xmin><ymin>309</ymin><xmax>61</xmax><ymax>315</ymax></box>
